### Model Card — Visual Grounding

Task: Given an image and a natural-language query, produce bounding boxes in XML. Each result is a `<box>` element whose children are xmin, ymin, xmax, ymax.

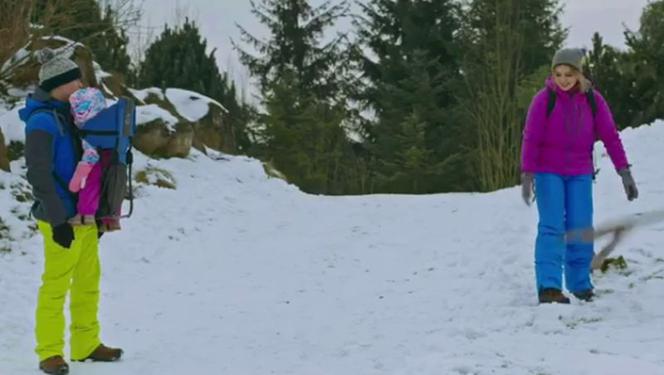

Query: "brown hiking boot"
<box><xmin>39</xmin><ymin>355</ymin><xmax>69</xmax><ymax>375</ymax></box>
<box><xmin>75</xmin><ymin>344</ymin><xmax>123</xmax><ymax>362</ymax></box>
<box><xmin>538</xmin><ymin>288</ymin><xmax>571</xmax><ymax>304</ymax></box>
<box><xmin>98</xmin><ymin>218</ymin><xmax>121</xmax><ymax>232</ymax></box>
<box><xmin>573</xmin><ymin>289</ymin><xmax>595</xmax><ymax>302</ymax></box>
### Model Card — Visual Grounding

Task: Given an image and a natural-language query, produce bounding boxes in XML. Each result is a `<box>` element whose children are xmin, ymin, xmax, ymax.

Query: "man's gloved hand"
<box><xmin>521</xmin><ymin>172</ymin><xmax>535</xmax><ymax>206</ymax></box>
<box><xmin>52</xmin><ymin>222</ymin><xmax>74</xmax><ymax>249</ymax></box>
<box><xmin>618</xmin><ymin>168</ymin><xmax>638</xmax><ymax>201</ymax></box>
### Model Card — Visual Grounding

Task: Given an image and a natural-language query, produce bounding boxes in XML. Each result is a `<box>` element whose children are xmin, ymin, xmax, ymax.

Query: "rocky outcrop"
<box><xmin>191</xmin><ymin>104</ymin><xmax>235</xmax><ymax>154</ymax></box>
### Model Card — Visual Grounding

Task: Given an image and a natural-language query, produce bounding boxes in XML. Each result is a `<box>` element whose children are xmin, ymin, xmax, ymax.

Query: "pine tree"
<box><xmin>354</xmin><ymin>0</ymin><xmax>464</xmax><ymax>193</ymax></box>
<box><xmin>262</xmin><ymin>70</ymin><xmax>353</xmax><ymax>193</ymax></box>
<box><xmin>624</xmin><ymin>0</ymin><xmax>664</xmax><ymax>126</ymax></box>
<box><xmin>236</xmin><ymin>0</ymin><xmax>349</xmax><ymax>102</ymax></box>
<box><xmin>138</xmin><ymin>20</ymin><xmax>222</xmax><ymax>96</ymax></box>
<box><xmin>378</xmin><ymin>110</ymin><xmax>456</xmax><ymax>192</ymax></box>
<box><xmin>236</xmin><ymin>0</ymin><xmax>365</xmax><ymax>194</ymax></box>
<box><xmin>585</xmin><ymin>33</ymin><xmax>640</xmax><ymax>129</ymax></box>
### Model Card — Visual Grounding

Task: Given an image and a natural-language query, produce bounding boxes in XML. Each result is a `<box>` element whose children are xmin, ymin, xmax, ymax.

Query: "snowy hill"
<box><xmin>1</xmin><ymin>121</ymin><xmax>664</xmax><ymax>375</ymax></box>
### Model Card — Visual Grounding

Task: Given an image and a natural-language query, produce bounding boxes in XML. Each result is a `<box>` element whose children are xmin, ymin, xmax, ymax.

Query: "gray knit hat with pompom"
<box><xmin>36</xmin><ymin>48</ymin><xmax>81</xmax><ymax>92</ymax></box>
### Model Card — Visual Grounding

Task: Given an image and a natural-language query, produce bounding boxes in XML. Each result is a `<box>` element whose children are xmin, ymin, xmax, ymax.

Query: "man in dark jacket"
<box><xmin>19</xmin><ymin>47</ymin><xmax>122</xmax><ymax>375</ymax></box>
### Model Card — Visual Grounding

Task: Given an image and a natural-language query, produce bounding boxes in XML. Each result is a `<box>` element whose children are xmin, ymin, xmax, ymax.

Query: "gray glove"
<box><xmin>618</xmin><ymin>168</ymin><xmax>638</xmax><ymax>201</ymax></box>
<box><xmin>521</xmin><ymin>172</ymin><xmax>535</xmax><ymax>206</ymax></box>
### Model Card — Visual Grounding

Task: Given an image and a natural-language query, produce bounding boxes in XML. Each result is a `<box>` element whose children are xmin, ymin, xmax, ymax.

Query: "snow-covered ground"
<box><xmin>1</xmin><ymin>121</ymin><xmax>664</xmax><ymax>375</ymax></box>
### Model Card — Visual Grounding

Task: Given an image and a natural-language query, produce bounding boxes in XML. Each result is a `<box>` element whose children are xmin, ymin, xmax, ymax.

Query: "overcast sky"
<box><xmin>136</xmin><ymin>0</ymin><xmax>650</xmax><ymax>95</ymax></box>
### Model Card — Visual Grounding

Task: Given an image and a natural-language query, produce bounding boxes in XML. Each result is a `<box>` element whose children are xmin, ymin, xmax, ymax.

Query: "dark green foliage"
<box><xmin>262</xmin><ymin>71</ymin><xmax>360</xmax><ymax>193</ymax></box>
<box><xmin>138</xmin><ymin>19</ymin><xmax>252</xmax><ymax>152</ymax></box>
<box><xmin>32</xmin><ymin>0</ymin><xmax>103</xmax><ymax>42</ymax></box>
<box><xmin>7</xmin><ymin>141</ymin><xmax>24</xmax><ymax>162</ymax></box>
<box><xmin>93</xmin><ymin>5</ymin><xmax>132</xmax><ymax>76</ymax></box>
<box><xmin>353</xmin><ymin>0</ymin><xmax>465</xmax><ymax>193</ymax></box>
<box><xmin>457</xmin><ymin>0</ymin><xmax>566</xmax><ymax>191</ymax></box>
<box><xmin>460</xmin><ymin>0</ymin><xmax>565</xmax><ymax>76</ymax></box>
<box><xmin>31</xmin><ymin>0</ymin><xmax>132</xmax><ymax>77</ymax></box>
<box><xmin>236</xmin><ymin>0</ymin><xmax>350</xmax><ymax>102</ymax></box>
<box><xmin>600</xmin><ymin>256</ymin><xmax>628</xmax><ymax>273</ymax></box>
<box><xmin>624</xmin><ymin>0</ymin><xmax>664</xmax><ymax>126</ymax></box>
<box><xmin>585</xmin><ymin>33</ymin><xmax>640</xmax><ymax>129</ymax></box>
<box><xmin>0</xmin><ymin>216</ymin><xmax>11</xmax><ymax>252</ymax></box>
<box><xmin>236</xmin><ymin>0</ymin><xmax>367</xmax><ymax>194</ymax></box>
<box><xmin>138</xmin><ymin>20</ymin><xmax>224</xmax><ymax>97</ymax></box>
<box><xmin>585</xmin><ymin>2</ymin><xmax>664</xmax><ymax>129</ymax></box>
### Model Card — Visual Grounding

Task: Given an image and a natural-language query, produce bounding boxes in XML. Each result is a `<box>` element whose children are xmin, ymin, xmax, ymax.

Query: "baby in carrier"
<box><xmin>68</xmin><ymin>87</ymin><xmax>121</xmax><ymax>232</ymax></box>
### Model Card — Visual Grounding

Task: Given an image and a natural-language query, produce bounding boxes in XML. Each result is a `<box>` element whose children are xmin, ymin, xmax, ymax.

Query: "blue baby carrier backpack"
<box><xmin>78</xmin><ymin>97</ymin><xmax>137</xmax><ymax>219</ymax></box>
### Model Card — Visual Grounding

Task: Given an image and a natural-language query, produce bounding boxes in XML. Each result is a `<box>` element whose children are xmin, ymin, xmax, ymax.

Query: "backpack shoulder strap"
<box><xmin>546</xmin><ymin>87</ymin><xmax>556</xmax><ymax>118</ymax></box>
<box><xmin>28</xmin><ymin>108</ymin><xmax>66</xmax><ymax>136</ymax></box>
<box><xmin>586</xmin><ymin>89</ymin><xmax>598</xmax><ymax>118</ymax></box>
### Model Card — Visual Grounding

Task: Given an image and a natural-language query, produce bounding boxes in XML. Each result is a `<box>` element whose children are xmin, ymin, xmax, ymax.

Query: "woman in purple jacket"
<box><xmin>520</xmin><ymin>48</ymin><xmax>638</xmax><ymax>304</ymax></box>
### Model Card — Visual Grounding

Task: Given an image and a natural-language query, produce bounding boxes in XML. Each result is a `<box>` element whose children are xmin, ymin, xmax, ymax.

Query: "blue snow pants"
<box><xmin>534</xmin><ymin>173</ymin><xmax>594</xmax><ymax>293</ymax></box>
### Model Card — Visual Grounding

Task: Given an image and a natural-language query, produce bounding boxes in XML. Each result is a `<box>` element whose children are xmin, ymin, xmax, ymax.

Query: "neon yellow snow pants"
<box><xmin>35</xmin><ymin>221</ymin><xmax>101</xmax><ymax>361</ymax></box>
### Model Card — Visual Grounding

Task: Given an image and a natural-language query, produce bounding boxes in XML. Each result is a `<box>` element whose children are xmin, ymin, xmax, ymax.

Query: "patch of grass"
<box><xmin>135</xmin><ymin>167</ymin><xmax>176</xmax><ymax>190</ymax></box>
<box><xmin>0</xmin><ymin>216</ymin><xmax>11</xmax><ymax>253</ymax></box>
<box><xmin>7</xmin><ymin>141</ymin><xmax>24</xmax><ymax>161</ymax></box>
<box><xmin>262</xmin><ymin>160</ymin><xmax>288</xmax><ymax>181</ymax></box>
<box><xmin>10</xmin><ymin>181</ymin><xmax>32</xmax><ymax>202</ymax></box>
<box><xmin>600</xmin><ymin>256</ymin><xmax>628</xmax><ymax>273</ymax></box>
<box><xmin>0</xmin><ymin>216</ymin><xmax>9</xmax><ymax>235</ymax></box>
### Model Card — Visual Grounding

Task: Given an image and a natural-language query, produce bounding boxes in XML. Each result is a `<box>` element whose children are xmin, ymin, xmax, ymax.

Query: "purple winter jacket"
<box><xmin>521</xmin><ymin>78</ymin><xmax>629</xmax><ymax>175</ymax></box>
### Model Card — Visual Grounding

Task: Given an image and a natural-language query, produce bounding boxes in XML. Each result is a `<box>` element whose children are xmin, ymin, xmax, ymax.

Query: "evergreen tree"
<box><xmin>377</xmin><ymin>109</ymin><xmax>457</xmax><ymax>192</ymax></box>
<box><xmin>138</xmin><ymin>20</ymin><xmax>222</xmax><ymax>96</ymax></box>
<box><xmin>262</xmin><ymin>70</ymin><xmax>354</xmax><ymax>193</ymax></box>
<box><xmin>236</xmin><ymin>0</ymin><xmax>365</xmax><ymax>194</ymax></box>
<box><xmin>624</xmin><ymin>0</ymin><xmax>664</xmax><ymax>126</ymax></box>
<box><xmin>354</xmin><ymin>0</ymin><xmax>464</xmax><ymax>193</ymax></box>
<box><xmin>585</xmin><ymin>33</ymin><xmax>640</xmax><ymax>129</ymax></box>
<box><xmin>236</xmin><ymin>0</ymin><xmax>349</xmax><ymax>102</ymax></box>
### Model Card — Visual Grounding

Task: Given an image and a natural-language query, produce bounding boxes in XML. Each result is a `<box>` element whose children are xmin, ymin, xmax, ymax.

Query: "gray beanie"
<box><xmin>36</xmin><ymin>48</ymin><xmax>81</xmax><ymax>92</ymax></box>
<box><xmin>551</xmin><ymin>48</ymin><xmax>586</xmax><ymax>72</ymax></box>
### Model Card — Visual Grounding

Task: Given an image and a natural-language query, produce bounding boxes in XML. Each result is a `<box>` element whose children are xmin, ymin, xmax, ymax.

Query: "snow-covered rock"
<box><xmin>165</xmin><ymin>87</ymin><xmax>228</xmax><ymax>122</ymax></box>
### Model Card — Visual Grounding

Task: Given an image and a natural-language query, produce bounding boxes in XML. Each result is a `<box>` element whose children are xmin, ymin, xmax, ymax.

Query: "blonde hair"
<box><xmin>577</xmin><ymin>73</ymin><xmax>592</xmax><ymax>93</ymax></box>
